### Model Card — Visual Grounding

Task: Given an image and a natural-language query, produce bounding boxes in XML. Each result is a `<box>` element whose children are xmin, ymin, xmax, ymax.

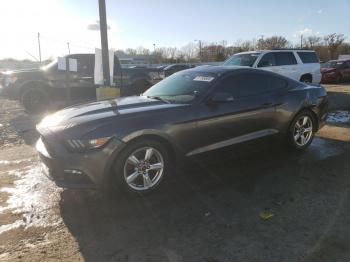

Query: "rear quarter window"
<box><xmin>297</xmin><ymin>52</ymin><xmax>320</xmax><ymax>64</ymax></box>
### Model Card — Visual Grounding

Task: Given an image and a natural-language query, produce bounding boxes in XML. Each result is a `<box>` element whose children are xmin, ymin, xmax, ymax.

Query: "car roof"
<box><xmin>167</xmin><ymin>64</ymin><xmax>189</xmax><ymax>67</ymax></box>
<box><xmin>235</xmin><ymin>49</ymin><xmax>315</xmax><ymax>55</ymax></box>
<box><xmin>188</xmin><ymin>65</ymin><xmax>258</xmax><ymax>74</ymax></box>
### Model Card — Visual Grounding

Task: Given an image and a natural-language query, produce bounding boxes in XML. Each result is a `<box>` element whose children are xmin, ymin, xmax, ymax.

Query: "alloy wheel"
<box><xmin>293</xmin><ymin>115</ymin><xmax>313</xmax><ymax>146</ymax></box>
<box><xmin>123</xmin><ymin>147</ymin><xmax>164</xmax><ymax>192</ymax></box>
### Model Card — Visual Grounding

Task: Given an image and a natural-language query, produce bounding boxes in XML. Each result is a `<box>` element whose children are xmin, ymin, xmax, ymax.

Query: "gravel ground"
<box><xmin>0</xmin><ymin>84</ymin><xmax>350</xmax><ymax>262</ymax></box>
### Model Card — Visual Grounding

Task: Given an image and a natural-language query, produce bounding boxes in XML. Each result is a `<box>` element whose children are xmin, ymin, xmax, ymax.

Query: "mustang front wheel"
<box><xmin>113</xmin><ymin>139</ymin><xmax>170</xmax><ymax>194</ymax></box>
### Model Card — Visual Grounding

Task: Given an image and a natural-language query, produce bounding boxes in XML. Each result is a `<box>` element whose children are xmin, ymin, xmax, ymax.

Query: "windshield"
<box><xmin>143</xmin><ymin>71</ymin><xmax>217</xmax><ymax>103</ymax></box>
<box><xmin>223</xmin><ymin>53</ymin><xmax>261</xmax><ymax>67</ymax></box>
<box><xmin>41</xmin><ymin>59</ymin><xmax>58</xmax><ymax>71</ymax></box>
<box><xmin>321</xmin><ymin>61</ymin><xmax>343</xmax><ymax>69</ymax></box>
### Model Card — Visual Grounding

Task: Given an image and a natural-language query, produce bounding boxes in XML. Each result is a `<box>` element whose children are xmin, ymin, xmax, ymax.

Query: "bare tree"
<box><xmin>240</xmin><ymin>40</ymin><xmax>255</xmax><ymax>51</ymax></box>
<box><xmin>125</xmin><ymin>48</ymin><xmax>137</xmax><ymax>55</ymax></box>
<box><xmin>180</xmin><ymin>42</ymin><xmax>198</xmax><ymax>62</ymax></box>
<box><xmin>303</xmin><ymin>36</ymin><xmax>322</xmax><ymax>48</ymax></box>
<box><xmin>256</xmin><ymin>36</ymin><xmax>289</xmax><ymax>50</ymax></box>
<box><xmin>136</xmin><ymin>46</ymin><xmax>150</xmax><ymax>55</ymax></box>
<box><xmin>338</xmin><ymin>42</ymin><xmax>350</xmax><ymax>57</ymax></box>
<box><xmin>167</xmin><ymin>47</ymin><xmax>178</xmax><ymax>60</ymax></box>
<box><xmin>116</xmin><ymin>33</ymin><xmax>350</xmax><ymax>64</ymax></box>
<box><xmin>324</xmin><ymin>33</ymin><xmax>346</xmax><ymax>59</ymax></box>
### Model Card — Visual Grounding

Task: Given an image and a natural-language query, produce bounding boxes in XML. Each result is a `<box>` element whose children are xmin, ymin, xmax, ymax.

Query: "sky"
<box><xmin>1</xmin><ymin>0</ymin><xmax>349</xmax><ymax>60</ymax></box>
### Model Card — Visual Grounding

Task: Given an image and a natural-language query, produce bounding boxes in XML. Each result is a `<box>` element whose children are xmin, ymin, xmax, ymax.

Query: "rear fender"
<box><xmin>289</xmin><ymin>89</ymin><xmax>327</xmax><ymax>132</ymax></box>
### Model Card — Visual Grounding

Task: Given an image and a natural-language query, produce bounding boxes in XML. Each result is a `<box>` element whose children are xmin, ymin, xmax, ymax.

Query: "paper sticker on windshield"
<box><xmin>193</xmin><ymin>76</ymin><xmax>214</xmax><ymax>82</ymax></box>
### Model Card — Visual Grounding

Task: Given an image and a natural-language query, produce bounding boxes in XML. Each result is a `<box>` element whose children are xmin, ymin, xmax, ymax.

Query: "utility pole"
<box><xmin>37</xmin><ymin>32</ymin><xmax>42</xmax><ymax>63</ymax></box>
<box><xmin>300</xmin><ymin>34</ymin><xmax>303</xmax><ymax>49</ymax></box>
<box><xmin>195</xmin><ymin>39</ymin><xmax>202</xmax><ymax>62</ymax></box>
<box><xmin>98</xmin><ymin>0</ymin><xmax>110</xmax><ymax>86</ymax></box>
<box><xmin>67</xmin><ymin>42</ymin><xmax>71</xmax><ymax>54</ymax></box>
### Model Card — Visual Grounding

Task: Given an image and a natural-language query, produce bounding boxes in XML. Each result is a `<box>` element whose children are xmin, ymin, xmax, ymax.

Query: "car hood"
<box><xmin>4</xmin><ymin>68</ymin><xmax>41</xmax><ymax>74</ymax></box>
<box><xmin>3</xmin><ymin>68</ymin><xmax>43</xmax><ymax>78</ymax></box>
<box><xmin>37</xmin><ymin>96</ymin><xmax>183</xmax><ymax>134</ymax></box>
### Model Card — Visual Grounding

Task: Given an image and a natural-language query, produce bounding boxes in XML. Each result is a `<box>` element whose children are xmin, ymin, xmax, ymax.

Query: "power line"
<box><xmin>40</xmin><ymin>34</ymin><xmax>96</xmax><ymax>51</ymax></box>
<box><xmin>26</xmin><ymin>51</ymin><xmax>39</xmax><ymax>62</ymax></box>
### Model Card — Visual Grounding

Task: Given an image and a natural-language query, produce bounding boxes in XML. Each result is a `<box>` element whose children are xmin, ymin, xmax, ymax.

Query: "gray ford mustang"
<box><xmin>36</xmin><ymin>66</ymin><xmax>328</xmax><ymax>194</ymax></box>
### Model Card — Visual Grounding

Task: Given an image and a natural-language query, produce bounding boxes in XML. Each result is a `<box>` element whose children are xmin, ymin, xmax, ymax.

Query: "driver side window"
<box><xmin>214</xmin><ymin>72</ymin><xmax>287</xmax><ymax>99</ymax></box>
<box><xmin>258</xmin><ymin>53</ymin><xmax>276</xmax><ymax>67</ymax></box>
<box><xmin>215</xmin><ymin>73</ymin><xmax>264</xmax><ymax>98</ymax></box>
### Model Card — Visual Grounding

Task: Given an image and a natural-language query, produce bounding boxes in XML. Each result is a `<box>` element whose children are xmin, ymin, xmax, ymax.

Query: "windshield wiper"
<box><xmin>147</xmin><ymin>96</ymin><xmax>171</xmax><ymax>104</ymax></box>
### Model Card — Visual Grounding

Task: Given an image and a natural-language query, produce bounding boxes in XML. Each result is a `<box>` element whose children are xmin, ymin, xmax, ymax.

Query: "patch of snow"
<box><xmin>0</xmin><ymin>220</ymin><xmax>24</xmax><ymax>235</ymax></box>
<box><xmin>0</xmin><ymin>163</ymin><xmax>62</xmax><ymax>235</ymax></box>
<box><xmin>327</xmin><ymin>111</ymin><xmax>350</xmax><ymax>124</ymax></box>
<box><xmin>0</xmin><ymin>159</ymin><xmax>32</xmax><ymax>165</ymax></box>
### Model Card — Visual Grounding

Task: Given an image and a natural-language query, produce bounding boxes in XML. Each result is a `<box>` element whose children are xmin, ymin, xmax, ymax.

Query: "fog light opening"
<box><xmin>63</xmin><ymin>169</ymin><xmax>83</xmax><ymax>175</ymax></box>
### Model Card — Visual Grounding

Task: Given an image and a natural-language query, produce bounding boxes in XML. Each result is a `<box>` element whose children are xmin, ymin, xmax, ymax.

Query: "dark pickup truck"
<box><xmin>0</xmin><ymin>53</ymin><xmax>164</xmax><ymax>112</ymax></box>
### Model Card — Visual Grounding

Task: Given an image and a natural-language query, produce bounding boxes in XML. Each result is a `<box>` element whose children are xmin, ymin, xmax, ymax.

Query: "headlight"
<box><xmin>4</xmin><ymin>75</ymin><xmax>17</xmax><ymax>87</ymax></box>
<box><xmin>65</xmin><ymin>137</ymin><xmax>112</xmax><ymax>152</ymax></box>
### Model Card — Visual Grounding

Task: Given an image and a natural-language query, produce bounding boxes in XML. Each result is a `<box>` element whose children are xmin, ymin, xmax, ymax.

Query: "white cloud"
<box><xmin>317</xmin><ymin>9</ymin><xmax>323</xmax><ymax>14</ymax></box>
<box><xmin>294</xmin><ymin>27</ymin><xmax>313</xmax><ymax>37</ymax></box>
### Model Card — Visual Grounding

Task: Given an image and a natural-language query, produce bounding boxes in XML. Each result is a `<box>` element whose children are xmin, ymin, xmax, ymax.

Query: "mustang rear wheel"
<box><xmin>288</xmin><ymin>111</ymin><xmax>315</xmax><ymax>150</ymax></box>
<box><xmin>113</xmin><ymin>139</ymin><xmax>170</xmax><ymax>194</ymax></box>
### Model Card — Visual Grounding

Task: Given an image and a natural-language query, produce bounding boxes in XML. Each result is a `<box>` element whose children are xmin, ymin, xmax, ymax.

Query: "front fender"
<box><xmin>122</xmin><ymin>129</ymin><xmax>174</xmax><ymax>145</ymax></box>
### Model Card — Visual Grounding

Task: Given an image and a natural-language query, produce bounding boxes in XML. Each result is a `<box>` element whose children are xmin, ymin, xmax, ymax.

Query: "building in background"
<box><xmin>116</xmin><ymin>53</ymin><xmax>157</xmax><ymax>67</ymax></box>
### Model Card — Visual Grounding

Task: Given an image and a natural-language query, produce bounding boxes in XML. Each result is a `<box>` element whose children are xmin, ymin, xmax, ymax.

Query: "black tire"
<box><xmin>300</xmin><ymin>75</ymin><xmax>312</xmax><ymax>83</ymax></box>
<box><xmin>21</xmin><ymin>88</ymin><xmax>50</xmax><ymax>113</ymax></box>
<box><xmin>287</xmin><ymin>110</ymin><xmax>316</xmax><ymax>151</ymax></box>
<box><xmin>111</xmin><ymin>139</ymin><xmax>171</xmax><ymax>194</ymax></box>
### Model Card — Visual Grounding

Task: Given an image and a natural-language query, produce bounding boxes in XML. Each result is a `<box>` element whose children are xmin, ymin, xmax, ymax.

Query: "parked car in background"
<box><xmin>224</xmin><ymin>49</ymin><xmax>321</xmax><ymax>84</ymax></box>
<box><xmin>36</xmin><ymin>66</ymin><xmax>328</xmax><ymax>194</ymax></box>
<box><xmin>0</xmin><ymin>53</ymin><xmax>164</xmax><ymax>113</ymax></box>
<box><xmin>163</xmin><ymin>64</ymin><xmax>194</xmax><ymax>77</ymax></box>
<box><xmin>321</xmin><ymin>60</ymin><xmax>350</xmax><ymax>83</ymax></box>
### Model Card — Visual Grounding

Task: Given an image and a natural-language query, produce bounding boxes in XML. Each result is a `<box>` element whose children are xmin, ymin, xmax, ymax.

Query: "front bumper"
<box><xmin>36</xmin><ymin>136</ymin><xmax>126</xmax><ymax>187</ymax></box>
<box><xmin>0</xmin><ymin>84</ymin><xmax>19</xmax><ymax>99</ymax></box>
<box><xmin>321</xmin><ymin>73</ymin><xmax>337</xmax><ymax>83</ymax></box>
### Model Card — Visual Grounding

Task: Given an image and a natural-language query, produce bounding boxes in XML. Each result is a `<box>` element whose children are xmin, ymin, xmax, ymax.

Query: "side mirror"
<box><xmin>211</xmin><ymin>92</ymin><xmax>234</xmax><ymax>103</ymax></box>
